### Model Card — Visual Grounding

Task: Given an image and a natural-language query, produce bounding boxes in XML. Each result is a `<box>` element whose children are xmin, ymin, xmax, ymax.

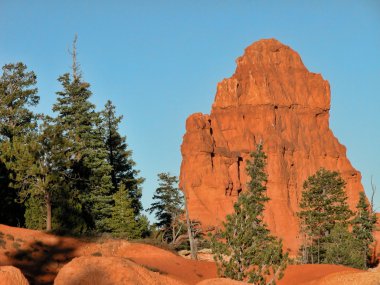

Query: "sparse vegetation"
<box><xmin>141</xmin><ymin>264</ymin><xmax>167</xmax><ymax>275</ymax></box>
<box><xmin>147</xmin><ymin>173</ymin><xmax>185</xmax><ymax>245</ymax></box>
<box><xmin>0</xmin><ymin>239</ymin><xmax>6</xmax><ymax>249</ymax></box>
<box><xmin>91</xmin><ymin>251</ymin><xmax>102</xmax><ymax>257</ymax></box>
<box><xmin>6</xmin><ymin>234</ymin><xmax>14</xmax><ymax>241</ymax></box>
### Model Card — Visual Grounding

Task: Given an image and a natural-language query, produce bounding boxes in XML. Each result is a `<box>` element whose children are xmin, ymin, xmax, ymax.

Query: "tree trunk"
<box><xmin>46</xmin><ymin>192</ymin><xmax>52</xmax><ymax>231</ymax></box>
<box><xmin>184</xmin><ymin>194</ymin><xmax>197</xmax><ymax>260</ymax></box>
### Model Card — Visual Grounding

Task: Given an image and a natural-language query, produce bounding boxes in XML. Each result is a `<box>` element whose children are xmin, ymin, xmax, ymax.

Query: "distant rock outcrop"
<box><xmin>180</xmin><ymin>39</ymin><xmax>364</xmax><ymax>252</ymax></box>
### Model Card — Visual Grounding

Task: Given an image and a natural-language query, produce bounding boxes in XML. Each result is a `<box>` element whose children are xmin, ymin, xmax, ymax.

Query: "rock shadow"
<box><xmin>6</xmin><ymin>238</ymin><xmax>77</xmax><ymax>285</ymax></box>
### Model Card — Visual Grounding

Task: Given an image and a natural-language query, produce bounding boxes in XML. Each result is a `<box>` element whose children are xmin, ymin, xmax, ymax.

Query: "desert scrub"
<box><xmin>91</xmin><ymin>252</ymin><xmax>102</xmax><ymax>256</ymax></box>
<box><xmin>12</xmin><ymin>242</ymin><xmax>21</xmax><ymax>249</ymax></box>
<box><xmin>141</xmin><ymin>264</ymin><xmax>167</xmax><ymax>275</ymax></box>
<box><xmin>0</xmin><ymin>239</ymin><xmax>6</xmax><ymax>249</ymax></box>
<box><xmin>6</xmin><ymin>234</ymin><xmax>14</xmax><ymax>241</ymax></box>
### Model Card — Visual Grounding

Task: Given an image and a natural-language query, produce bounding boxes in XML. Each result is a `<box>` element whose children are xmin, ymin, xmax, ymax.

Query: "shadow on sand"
<box><xmin>6</xmin><ymin>238</ymin><xmax>77</xmax><ymax>285</ymax></box>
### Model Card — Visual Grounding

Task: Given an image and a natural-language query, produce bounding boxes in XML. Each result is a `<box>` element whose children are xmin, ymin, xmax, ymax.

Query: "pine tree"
<box><xmin>107</xmin><ymin>183</ymin><xmax>141</xmax><ymax>238</ymax></box>
<box><xmin>324</xmin><ymin>223</ymin><xmax>363</xmax><ymax>268</ymax></box>
<box><xmin>147</xmin><ymin>173</ymin><xmax>184</xmax><ymax>244</ymax></box>
<box><xmin>0</xmin><ymin>62</ymin><xmax>39</xmax><ymax>226</ymax></box>
<box><xmin>352</xmin><ymin>191</ymin><xmax>377</xmax><ymax>269</ymax></box>
<box><xmin>3</xmin><ymin>119</ymin><xmax>67</xmax><ymax>231</ymax></box>
<box><xmin>211</xmin><ymin>144</ymin><xmax>288</xmax><ymax>284</ymax></box>
<box><xmin>51</xmin><ymin>37</ymin><xmax>113</xmax><ymax>233</ymax></box>
<box><xmin>298</xmin><ymin>168</ymin><xmax>353</xmax><ymax>264</ymax></box>
<box><xmin>0</xmin><ymin>62</ymin><xmax>39</xmax><ymax>142</ymax></box>
<box><xmin>100</xmin><ymin>100</ymin><xmax>144</xmax><ymax>215</ymax></box>
<box><xmin>24</xmin><ymin>195</ymin><xmax>46</xmax><ymax>230</ymax></box>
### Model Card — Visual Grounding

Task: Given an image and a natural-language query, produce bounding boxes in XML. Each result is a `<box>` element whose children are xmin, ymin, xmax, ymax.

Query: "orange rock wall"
<box><xmin>179</xmin><ymin>39</ymin><xmax>364</xmax><ymax>252</ymax></box>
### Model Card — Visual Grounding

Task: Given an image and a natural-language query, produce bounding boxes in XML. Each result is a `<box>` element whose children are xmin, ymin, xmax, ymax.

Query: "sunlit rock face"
<box><xmin>180</xmin><ymin>39</ymin><xmax>363</xmax><ymax>252</ymax></box>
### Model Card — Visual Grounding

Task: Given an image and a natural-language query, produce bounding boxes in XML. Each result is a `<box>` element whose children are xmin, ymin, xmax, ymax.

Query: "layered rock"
<box><xmin>180</xmin><ymin>39</ymin><xmax>363</xmax><ymax>252</ymax></box>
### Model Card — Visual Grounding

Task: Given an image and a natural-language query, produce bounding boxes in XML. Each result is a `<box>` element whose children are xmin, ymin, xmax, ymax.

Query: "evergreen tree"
<box><xmin>147</xmin><ymin>173</ymin><xmax>184</xmax><ymax>244</ymax></box>
<box><xmin>100</xmin><ymin>100</ymin><xmax>144</xmax><ymax>215</ymax></box>
<box><xmin>107</xmin><ymin>183</ymin><xmax>147</xmax><ymax>238</ymax></box>
<box><xmin>211</xmin><ymin>144</ymin><xmax>288</xmax><ymax>284</ymax></box>
<box><xmin>2</xmin><ymin>120</ymin><xmax>66</xmax><ymax>231</ymax></box>
<box><xmin>24</xmin><ymin>195</ymin><xmax>46</xmax><ymax>230</ymax></box>
<box><xmin>0</xmin><ymin>62</ymin><xmax>39</xmax><ymax>142</ymax></box>
<box><xmin>324</xmin><ymin>223</ymin><xmax>363</xmax><ymax>268</ymax></box>
<box><xmin>51</xmin><ymin>37</ymin><xmax>113</xmax><ymax>233</ymax></box>
<box><xmin>0</xmin><ymin>62</ymin><xmax>39</xmax><ymax>226</ymax></box>
<box><xmin>298</xmin><ymin>168</ymin><xmax>353</xmax><ymax>264</ymax></box>
<box><xmin>352</xmin><ymin>191</ymin><xmax>377</xmax><ymax>268</ymax></box>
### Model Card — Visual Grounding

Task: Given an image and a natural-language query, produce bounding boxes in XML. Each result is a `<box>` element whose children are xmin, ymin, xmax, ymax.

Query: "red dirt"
<box><xmin>54</xmin><ymin>256</ymin><xmax>185</xmax><ymax>285</ymax></box>
<box><xmin>0</xmin><ymin>224</ymin><xmax>216</xmax><ymax>284</ymax></box>
<box><xmin>0</xmin><ymin>224</ymin><xmax>379</xmax><ymax>285</ymax></box>
<box><xmin>278</xmin><ymin>264</ymin><xmax>362</xmax><ymax>285</ymax></box>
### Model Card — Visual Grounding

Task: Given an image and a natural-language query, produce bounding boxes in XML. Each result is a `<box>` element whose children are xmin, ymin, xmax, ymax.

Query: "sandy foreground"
<box><xmin>0</xmin><ymin>224</ymin><xmax>378</xmax><ymax>285</ymax></box>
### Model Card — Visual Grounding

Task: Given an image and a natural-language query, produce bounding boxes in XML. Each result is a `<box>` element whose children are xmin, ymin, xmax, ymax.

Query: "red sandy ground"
<box><xmin>0</xmin><ymin>224</ymin><xmax>375</xmax><ymax>285</ymax></box>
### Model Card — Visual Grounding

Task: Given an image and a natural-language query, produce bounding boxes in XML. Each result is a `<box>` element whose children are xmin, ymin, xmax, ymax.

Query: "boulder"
<box><xmin>54</xmin><ymin>256</ymin><xmax>185</xmax><ymax>285</ymax></box>
<box><xmin>0</xmin><ymin>266</ymin><xmax>29</xmax><ymax>285</ymax></box>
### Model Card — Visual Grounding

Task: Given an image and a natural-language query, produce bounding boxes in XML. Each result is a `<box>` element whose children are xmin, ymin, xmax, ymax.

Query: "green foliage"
<box><xmin>298</xmin><ymin>168</ymin><xmax>353</xmax><ymax>264</ymax></box>
<box><xmin>0</xmin><ymin>160</ymin><xmax>24</xmax><ymax>226</ymax></box>
<box><xmin>323</xmin><ymin>223</ymin><xmax>363</xmax><ymax>268</ymax></box>
<box><xmin>0</xmin><ymin>62</ymin><xmax>39</xmax><ymax>142</ymax></box>
<box><xmin>0</xmin><ymin>46</ymin><xmax>144</xmax><ymax>237</ymax></box>
<box><xmin>24</xmin><ymin>195</ymin><xmax>46</xmax><ymax>230</ymax></box>
<box><xmin>107</xmin><ymin>183</ymin><xmax>148</xmax><ymax>238</ymax></box>
<box><xmin>100</xmin><ymin>100</ymin><xmax>144</xmax><ymax>215</ymax></box>
<box><xmin>211</xmin><ymin>144</ymin><xmax>288</xmax><ymax>284</ymax></box>
<box><xmin>0</xmin><ymin>62</ymin><xmax>39</xmax><ymax>227</ymax></box>
<box><xmin>51</xmin><ymin>59</ymin><xmax>113</xmax><ymax>233</ymax></box>
<box><xmin>352</xmin><ymin>191</ymin><xmax>377</xmax><ymax>269</ymax></box>
<box><xmin>147</xmin><ymin>173</ymin><xmax>184</xmax><ymax>244</ymax></box>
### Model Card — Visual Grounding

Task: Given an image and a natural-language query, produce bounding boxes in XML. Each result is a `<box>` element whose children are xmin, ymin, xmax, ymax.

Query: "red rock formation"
<box><xmin>180</xmin><ymin>39</ymin><xmax>364</xmax><ymax>253</ymax></box>
<box><xmin>0</xmin><ymin>266</ymin><xmax>29</xmax><ymax>285</ymax></box>
<box><xmin>54</xmin><ymin>256</ymin><xmax>186</xmax><ymax>285</ymax></box>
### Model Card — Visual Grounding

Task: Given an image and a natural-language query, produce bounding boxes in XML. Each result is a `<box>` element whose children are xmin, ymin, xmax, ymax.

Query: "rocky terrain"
<box><xmin>180</xmin><ymin>39</ymin><xmax>364</xmax><ymax>253</ymax></box>
<box><xmin>0</xmin><ymin>224</ymin><xmax>379</xmax><ymax>285</ymax></box>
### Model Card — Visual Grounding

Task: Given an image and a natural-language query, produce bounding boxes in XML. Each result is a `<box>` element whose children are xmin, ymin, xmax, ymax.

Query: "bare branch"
<box><xmin>371</xmin><ymin>176</ymin><xmax>377</xmax><ymax>213</ymax></box>
<box><xmin>68</xmin><ymin>34</ymin><xmax>81</xmax><ymax>80</ymax></box>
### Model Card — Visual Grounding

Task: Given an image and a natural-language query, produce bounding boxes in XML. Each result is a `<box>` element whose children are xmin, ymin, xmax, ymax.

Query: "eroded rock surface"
<box><xmin>54</xmin><ymin>256</ymin><xmax>185</xmax><ymax>285</ymax></box>
<box><xmin>180</xmin><ymin>39</ymin><xmax>364</xmax><ymax>252</ymax></box>
<box><xmin>0</xmin><ymin>266</ymin><xmax>29</xmax><ymax>285</ymax></box>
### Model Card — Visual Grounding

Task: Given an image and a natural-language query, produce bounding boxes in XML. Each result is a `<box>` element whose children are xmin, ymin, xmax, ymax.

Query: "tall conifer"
<box><xmin>147</xmin><ymin>173</ymin><xmax>184</xmax><ymax>243</ymax></box>
<box><xmin>211</xmin><ymin>144</ymin><xmax>288</xmax><ymax>284</ymax></box>
<box><xmin>352</xmin><ymin>191</ymin><xmax>377</xmax><ymax>268</ymax></box>
<box><xmin>100</xmin><ymin>100</ymin><xmax>144</xmax><ymax>215</ymax></box>
<box><xmin>51</xmin><ymin>37</ymin><xmax>113</xmax><ymax>233</ymax></box>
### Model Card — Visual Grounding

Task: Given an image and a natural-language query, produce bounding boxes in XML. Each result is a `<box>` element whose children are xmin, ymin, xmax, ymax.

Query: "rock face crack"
<box><xmin>180</xmin><ymin>38</ymin><xmax>364</xmax><ymax>253</ymax></box>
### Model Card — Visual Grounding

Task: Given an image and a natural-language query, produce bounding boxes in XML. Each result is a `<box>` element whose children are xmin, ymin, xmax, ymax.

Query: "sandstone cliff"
<box><xmin>179</xmin><ymin>39</ymin><xmax>363</xmax><ymax>252</ymax></box>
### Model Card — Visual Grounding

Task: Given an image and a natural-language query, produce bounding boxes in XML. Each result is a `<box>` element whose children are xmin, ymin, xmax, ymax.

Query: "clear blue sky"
<box><xmin>1</xmin><ymin>1</ymin><xmax>379</xmax><ymax>215</ymax></box>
